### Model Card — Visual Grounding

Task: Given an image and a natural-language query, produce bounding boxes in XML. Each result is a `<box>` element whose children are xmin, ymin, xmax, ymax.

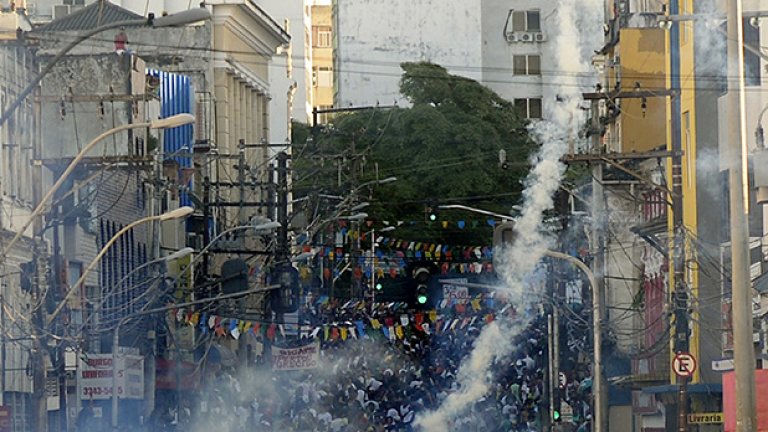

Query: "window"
<box><xmin>313</xmin><ymin>26</ymin><xmax>332</xmax><ymax>48</ymax></box>
<box><xmin>744</xmin><ymin>19</ymin><xmax>761</xmax><ymax>86</ymax></box>
<box><xmin>513</xmin><ymin>55</ymin><xmax>541</xmax><ymax>76</ymax></box>
<box><xmin>312</xmin><ymin>66</ymin><xmax>333</xmax><ymax>87</ymax></box>
<box><xmin>509</xmin><ymin>10</ymin><xmax>541</xmax><ymax>32</ymax></box>
<box><xmin>514</xmin><ymin>98</ymin><xmax>542</xmax><ymax>119</ymax></box>
<box><xmin>680</xmin><ymin>0</ymin><xmax>690</xmax><ymax>44</ymax></box>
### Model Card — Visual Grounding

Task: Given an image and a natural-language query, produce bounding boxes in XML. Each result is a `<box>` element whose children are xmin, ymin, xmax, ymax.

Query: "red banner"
<box><xmin>723</xmin><ymin>369</ymin><xmax>768</xmax><ymax>431</ymax></box>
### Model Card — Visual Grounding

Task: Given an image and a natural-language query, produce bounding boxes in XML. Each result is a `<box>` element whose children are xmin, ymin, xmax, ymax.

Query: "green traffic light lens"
<box><xmin>417</xmin><ymin>294</ymin><xmax>428</xmax><ymax>304</ymax></box>
<box><xmin>376</xmin><ymin>283</ymin><xmax>383</xmax><ymax>290</ymax></box>
<box><xmin>429</xmin><ymin>214</ymin><xmax>437</xmax><ymax>221</ymax></box>
<box><xmin>553</xmin><ymin>411</ymin><xmax>560</xmax><ymax>421</ymax></box>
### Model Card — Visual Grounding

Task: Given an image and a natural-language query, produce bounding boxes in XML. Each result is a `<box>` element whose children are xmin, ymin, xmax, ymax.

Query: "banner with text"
<box><xmin>271</xmin><ymin>342</ymin><xmax>320</xmax><ymax>371</ymax></box>
<box><xmin>77</xmin><ymin>354</ymin><xmax>144</xmax><ymax>400</ymax></box>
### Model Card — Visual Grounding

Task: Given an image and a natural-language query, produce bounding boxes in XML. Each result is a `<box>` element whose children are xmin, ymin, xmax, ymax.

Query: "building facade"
<box><xmin>331</xmin><ymin>0</ymin><xmax>561</xmax><ymax>120</ymax></box>
<box><xmin>0</xmin><ymin>7</ymin><xmax>38</xmax><ymax>431</ymax></box>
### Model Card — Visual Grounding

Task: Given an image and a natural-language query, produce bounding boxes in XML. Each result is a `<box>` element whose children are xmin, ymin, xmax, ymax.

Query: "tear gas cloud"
<box><xmin>415</xmin><ymin>0</ymin><xmax>604</xmax><ymax>429</ymax></box>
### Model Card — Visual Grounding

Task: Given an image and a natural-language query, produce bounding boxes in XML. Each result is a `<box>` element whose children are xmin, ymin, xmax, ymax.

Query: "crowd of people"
<box><xmin>169</xmin><ymin>294</ymin><xmax>595</xmax><ymax>432</ymax></box>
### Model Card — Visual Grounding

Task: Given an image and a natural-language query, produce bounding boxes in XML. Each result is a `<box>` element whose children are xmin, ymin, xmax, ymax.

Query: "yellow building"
<box><xmin>309</xmin><ymin>2</ymin><xmax>334</xmax><ymax>123</ymax></box>
<box><xmin>597</xmin><ymin>0</ymin><xmax>723</xmax><ymax>429</ymax></box>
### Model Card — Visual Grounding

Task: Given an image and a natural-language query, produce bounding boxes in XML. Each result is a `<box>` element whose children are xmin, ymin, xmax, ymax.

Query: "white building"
<box><xmin>258</xmin><ymin>0</ymin><xmax>311</xmax><ymax>143</ymax></box>
<box><xmin>331</xmin><ymin>0</ymin><xmax>559</xmax><ymax>119</ymax></box>
<box><xmin>0</xmin><ymin>6</ymin><xmax>38</xmax><ymax>430</ymax></box>
<box><xmin>25</xmin><ymin>0</ymin><xmax>302</xmax><ymax>145</ymax></box>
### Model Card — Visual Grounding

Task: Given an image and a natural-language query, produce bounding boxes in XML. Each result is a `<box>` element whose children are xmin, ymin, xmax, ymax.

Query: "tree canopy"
<box><xmin>292</xmin><ymin>62</ymin><xmax>535</xmax><ymax>245</ymax></box>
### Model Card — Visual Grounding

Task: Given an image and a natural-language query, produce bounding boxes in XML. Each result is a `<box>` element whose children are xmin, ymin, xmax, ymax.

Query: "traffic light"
<box><xmin>414</xmin><ymin>267</ymin><xmax>430</xmax><ymax>305</ymax></box>
<box><xmin>492</xmin><ymin>221</ymin><xmax>517</xmax><ymax>268</ymax></box>
<box><xmin>271</xmin><ymin>265</ymin><xmax>299</xmax><ymax>314</ymax></box>
<box><xmin>552</xmin><ymin>407</ymin><xmax>561</xmax><ymax>422</ymax></box>
<box><xmin>425</xmin><ymin>202</ymin><xmax>438</xmax><ymax>222</ymax></box>
<box><xmin>375</xmin><ymin>281</ymin><xmax>383</xmax><ymax>291</ymax></box>
<box><xmin>409</xmin><ymin>262</ymin><xmax>438</xmax><ymax>309</ymax></box>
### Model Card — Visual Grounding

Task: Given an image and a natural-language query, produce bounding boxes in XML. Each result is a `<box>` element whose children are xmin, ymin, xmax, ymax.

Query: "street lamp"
<box><xmin>45</xmin><ymin>206</ymin><xmax>194</xmax><ymax>327</ymax></box>
<box><xmin>441</xmin><ymin>205</ymin><xmax>605</xmax><ymax>430</ymax></box>
<box><xmin>438</xmin><ymin>204</ymin><xmax>515</xmax><ymax>221</ymax></box>
<box><xmin>103</xmin><ymin>221</ymin><xmax>279</xmax><ymax>430</ymax></box>
<box><xmin>0</xmin><ymin>7</ymin><xmax>211</xmax><ymax>127</ymax></box>
<box><xmin>91</xmin><ymin>247</ymin><xmax>194</xmax><ymax>324</ymax></box>
<box><xmin>369</xmin><ymin>226</ymin><xmax>395</xmax><ymax>312</ymax></box>
<box><xmin>110</xmin><ymin>284</ymin><xmax>279</xmax><ymax>431</ymax></box>
<box><xmin>358</xmin><ymin>176</ymin><xmax>397</xmax><ymax>188</ymax></box>
<box><xmin>0</xmin><ymin>113</ymin><xmax>196</xmax><ymax>263</ymax></box>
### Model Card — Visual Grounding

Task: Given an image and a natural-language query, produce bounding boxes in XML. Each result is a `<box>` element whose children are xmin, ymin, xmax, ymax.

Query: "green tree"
<box><xmin>292</xmin><ymin>62</ymin><xmax>534</xmax><ymax>245</ymax></box>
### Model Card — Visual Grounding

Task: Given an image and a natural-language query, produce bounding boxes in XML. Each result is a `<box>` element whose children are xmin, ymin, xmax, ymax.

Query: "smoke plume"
<box><xmin>415</xmin><ymin>0</ymin><xmax>603</xmax><ymax>429</ymax></box>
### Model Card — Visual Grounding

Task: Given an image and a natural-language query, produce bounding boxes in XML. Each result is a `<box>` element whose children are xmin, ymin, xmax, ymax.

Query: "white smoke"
<box><xmin>415</xmin><ymin>0</ymin><xmax>603</xmax><ymax>429</ymax></box>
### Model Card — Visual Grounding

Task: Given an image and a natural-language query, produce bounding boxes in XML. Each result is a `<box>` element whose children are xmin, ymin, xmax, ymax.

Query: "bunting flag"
<box><xmin>168</xmin><ymin>299</ymin><xmax>499</xmax><ymax>347</ymax></box>
<box><xmin>355</xmin><ymin>320</ymin><xmax>366</xmax><ymax>337</ymax></box>
<box><xmin>471</xmin><ymin>299</ymin><xmax>482</xmax><ymax>311</ymax></box>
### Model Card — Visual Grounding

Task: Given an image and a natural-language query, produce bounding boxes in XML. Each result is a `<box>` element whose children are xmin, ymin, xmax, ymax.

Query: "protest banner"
<box><xmin>271</xmin><ymin>342</ymin><xmax>320</xmax><ymax>371</ymax></box>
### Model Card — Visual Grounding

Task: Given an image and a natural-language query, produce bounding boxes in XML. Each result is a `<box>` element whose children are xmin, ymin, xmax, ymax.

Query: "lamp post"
<box><xmin>45</xmin><ymin>206</ymin><xmax>194</xmax><ymax>327</ymax></box>
<box><xmin>84</xmin><ymin>247</ymin><xmax>194</xmax><ymax>331</ymax></box>
<box><xmin>368</xmin><ymin>226</ymin><xmax>395</xmax><ymax>313</ymax></box>
<box><xmin>0</xmin><ymin>113</ymin><xmax>196</xmax><ymax>264</ymax></box>
<box><xmin>440</xmin><ymin>204</ymin><xmax>604</xmax><ymax>431</ymax></box>
<box><xmin>110</xmin><ymin>284</ymin><xmax>279</xmax><ymax>431</ymax></box>
<box><xmin>0</xmin><ymin>7</ymin><xmax>210</xmax><ymax>128</ymax></box>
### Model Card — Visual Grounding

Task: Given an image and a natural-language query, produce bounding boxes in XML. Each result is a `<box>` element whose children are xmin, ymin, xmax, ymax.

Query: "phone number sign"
<box><xmin>77</xmin><ymin>354</ymin><xmax>144</xmax><ymax>400</ymax></box>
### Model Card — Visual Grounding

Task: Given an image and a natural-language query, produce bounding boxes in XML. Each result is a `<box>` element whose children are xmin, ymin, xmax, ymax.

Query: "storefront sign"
<box><xmin>687</xmin><ymin>412</ymin><xmax>723</xmax><ymax>424</ymax></box>
<box><xmin>77</xmin><ymin>354</ymin><xmax>144</xmax><ymax>400</ymax></box>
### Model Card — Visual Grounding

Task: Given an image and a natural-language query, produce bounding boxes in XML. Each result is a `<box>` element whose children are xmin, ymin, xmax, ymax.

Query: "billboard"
<box><xmin>77</xmin><ymin>354</ymin><xmax>144</xmax><ymax>400</ymax></box>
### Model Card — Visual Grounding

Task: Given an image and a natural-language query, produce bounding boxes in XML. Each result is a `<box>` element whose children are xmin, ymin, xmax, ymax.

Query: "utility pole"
<box><xmin>31</xmin><ymin>122</ymin><xmax>47</xmax><ymax>432</ymax></box>
<box><xmin>589</xmin><ymin>99</ymin><xmax>606</xmax><ymax>432</ymax></box>
<box><xmin>1</xmin><ymin>293</ymin><xmax>5</xmax><ymax>408</ymax></box>
<box><xmin>237</xmin><ymin>139</ymin><xmax>247</xmax><ymax>224</ymax></box>
<box><xmin>663</xmin><ymin>2</ymin><xmax>690</xmax><ymax>430</ymax></box>
<box><xmin>51</xmin><ymin>198</ymin><xmax>67</xmax><ymax>432</ymax></box>
<box><xmin>727</xmin><ymin>1</ymin><xmax>758</xmax><ymax>430</ymax></box>
<box><xmin>548</xmin><ymin>312</ymin><xmax>555</xmax><ymax>431</ymax></box>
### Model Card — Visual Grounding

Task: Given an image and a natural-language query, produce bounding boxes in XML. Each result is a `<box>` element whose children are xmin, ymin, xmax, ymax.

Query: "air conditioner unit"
<box><xmin>52</xmin><ymin>4</ymin><xmax>70</xmax><ymax>19</ymax></box>
<box><xmin>520</xmin><ymin>32</ymin><xmax>534</xmax><ymax>43</ymax></box>
<box><xmin>535</xmin><ymin>33</ymin><xmax>547</xmax><ymax>42</ymax></box>
<box><xmin>505</xmin><ymin>32</ymin><xmax>519</xmax><ymax>43</ymax></box>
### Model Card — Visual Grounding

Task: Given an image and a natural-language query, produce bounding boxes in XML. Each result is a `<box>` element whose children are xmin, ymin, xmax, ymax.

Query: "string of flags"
<box><xmin>311</xmin><ymin>233</ymin><xmax>495</xmax><ymax>263</ymax></box>
<box><xmin>332</xmin><ymin>218</ymin><xmax>500</xmax><ymax>231</ymax></box>
<box><xmin>169</xmin><ymin>294</ymin><xmax>509</xmax><ymax>343</ymax></box>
